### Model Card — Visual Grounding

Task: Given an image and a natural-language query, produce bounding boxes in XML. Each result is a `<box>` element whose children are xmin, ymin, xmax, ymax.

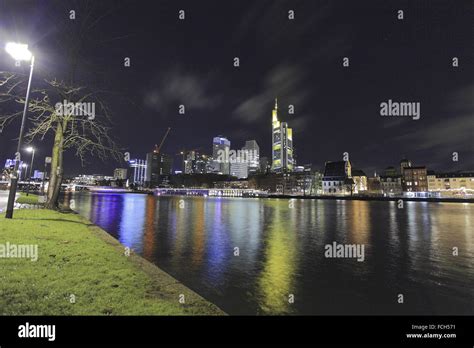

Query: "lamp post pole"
<box><xmin>25</xmin><ymin>147</ymin><xmax>35</xmax><ymax>196</ymax></box>
<box><xmin>22</xmin><ymin>164</ymin><xmax>28</xmax><ymax>181</ymax></box>
<box><xmin>28</xmin><ymin>148</ymin><xmax>35</xmax><ymax>179</ymax></box>
<box><xmin>41</xmin><ymin>157</ymin><xmax>50</xmax><ymax>197</ymax></box>
<box><xmin>5</xmin><ymin>55</ymin><xmax>35</xmax><ymax>218</ymax></box>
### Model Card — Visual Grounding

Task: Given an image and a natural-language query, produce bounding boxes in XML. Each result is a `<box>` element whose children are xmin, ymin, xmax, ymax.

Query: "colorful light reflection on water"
<box><xmin>63</xmin><ymin>193</ymin><xmax>474</xmax><ymax>315</ymax></box>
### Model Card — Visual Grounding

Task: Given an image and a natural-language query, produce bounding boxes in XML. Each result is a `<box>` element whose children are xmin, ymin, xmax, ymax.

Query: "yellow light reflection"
<box><xmin>191</xmin><ymin>197</ymin><xmax>206</xmax><ymax>265</ymax></box>
<box><xmin>348</xmin><ymin>200</ymin><xmax>370</xmax><ymax>245</ymax></box>
<box><xmin>258</xmin><ymin>201</ymin><xmax>298</xmax><ymax>314</ymax></box>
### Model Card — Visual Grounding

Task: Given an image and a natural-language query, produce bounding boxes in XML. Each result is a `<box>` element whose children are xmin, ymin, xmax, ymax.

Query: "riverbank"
<box><xmin>148</xmin><ymin>192</ymin><xmax>474</xmax><ymax>203</ymax></box>
<box><xmin>0</xmin><ymin>209</ymin><xmax>225</xmax><ymax>315</ymax></box>
<box><xmin>266</xmin><ymin>194</ymin><xmax>474</xmax><ymax>203</ymax></box>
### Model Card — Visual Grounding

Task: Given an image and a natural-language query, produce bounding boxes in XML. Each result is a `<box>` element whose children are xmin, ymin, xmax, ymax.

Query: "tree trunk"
<box><xmin>46</xmin><ymin>121</ymin><xmax>64</xmax><ymax>210</ymax></box>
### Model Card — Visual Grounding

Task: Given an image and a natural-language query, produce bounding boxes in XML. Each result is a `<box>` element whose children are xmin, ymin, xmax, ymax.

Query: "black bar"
<box><xmin>0</xmin><ymin>316</ymin><xmax>472</xmax><ymax>346</ymax></box>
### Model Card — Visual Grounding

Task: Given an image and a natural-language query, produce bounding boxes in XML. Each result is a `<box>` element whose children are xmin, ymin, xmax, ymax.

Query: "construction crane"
<box><xmin>154</xmin><ymin>127</ymin><xmax>171</xmax><ymax>154</ymax></box>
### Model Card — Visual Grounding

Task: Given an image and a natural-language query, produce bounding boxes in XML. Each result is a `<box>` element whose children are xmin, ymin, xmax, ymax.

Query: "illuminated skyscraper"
<box><xmin>242</xmin><ymin>140</ymin><xmax>260</xmax><ymax>175</ymax></box>
<box><xmin>212</xmin><ymin>136</ymin><xmax>231</xmax><ymax>175</ymax></box>
<box><xmin>184</xmin><ymin>151</ymin><xmax>212</xmax><ymax>174</ymax></box>
<box><xmin>271</xmin><ymin>98</ymin><xmax>294</xmax><ymax>172</ymax></box>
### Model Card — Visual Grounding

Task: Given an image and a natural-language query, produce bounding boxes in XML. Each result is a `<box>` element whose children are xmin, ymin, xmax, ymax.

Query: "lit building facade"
<box><xmin>184</xmin><ymin>151</ymin><xmax>196</xmax><ymax>174</ymax></box>
<box><xmin>182</xmin><ymin>151</ymin><xmax>212</xmax><ymax>174</ymax></box>
<box><xmin>3</xmin><ymin>159</ymin><xmax>25</xmax><ymax>180</ymax></box>
<box><xmin>230</xmin><ymin>162</ymin><xmax>249</xmax><ymax>179</ymax></box>
<box><xmin>379</xmin><ymin>166</ymin><xmax>402</xmax><ymax>196</ymax></box>
<box><xmin>212</xmin><ymin>136</ymin><xmax>231</xmax><ymax>175</ymax></box>
<box><xmin>4</xmin><ymin>159</ymin><xmax>17</xmax><ymax>169</ymax></box>
<box><xmin>33</xmin><ymin>170</ymin><xmax>44</xmax><ymax>180</ymax></box>
<box><xmin>72</xmin><ymin>174</ymin><xmax>114</xmax><ymax>185</ymax></box>
<box><xmin>427</xmin><ymin>172</ymin><xmax>474</xmax><ymax>198</ymax></box>
<box><xmin>322</xmin><ymin>160</ymin><xmax>354</xmax><ymax>195</ymax></box>
<box><xmin>351</xmin><ymin>169</ymin><xmax>368</xmax><ymax>194</ymax></box>
<box><xmin>380</xmin><ymin>176</ymin><xmax>403</xmax><ymax>197</ymax></box>
<box><xmin>195</xmin><ymin>153</ymin><xmax>213</xmax><ymax>174</ymax></box>
<box><xmin>129</xmin><ymin>159</ymin><xmax>147</xmax><ymax>185</ymax></box>
<box><xmin>271</xmin><ymin>99</ymin><xmax>294</xmax><ymax>173</ymax></box>
<box><xmin>247</xmin><ymin>170</ymin><xmax>320</xmax><ymax>195</ymax></box>
<box><xmin>114</xmin><ymin>168</ymin><xmax>128</xmax><ymax>180</ymax></box>
<box><xmin>402</xmin><ymin>166</ymin><xmax>428</xmax><ymax>194</ymax></box>
<box><xmin>242</xmin><ymin>140</ymin><xmax>260</xmax><ymax>174</ymax></box>
<box><xmin>398</xmin><ymin>158</ymin><xmax>429</xmax><ymax>196</ymax></box>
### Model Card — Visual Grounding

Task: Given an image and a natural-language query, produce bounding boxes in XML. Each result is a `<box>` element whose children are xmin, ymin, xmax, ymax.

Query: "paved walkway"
<box><xmin>0</xmin><ymin>190</ymin><xmax>15</xmax><ymax>212</ymax></box>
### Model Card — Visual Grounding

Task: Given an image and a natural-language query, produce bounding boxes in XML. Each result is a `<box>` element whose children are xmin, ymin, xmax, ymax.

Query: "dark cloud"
<box><xmin>144</xmin><ymin>67</ymin><xmax>221</xmax><ymax>116</ymax></box>
<box><xmin>395</xmin><ymin>114</ymin><xmax>473</xmax><ymax>151</ymax></box>
<box><xmin>233</xmin><ymin>64</ymin><xmax>309</xmax><ymax>125</ymax></box>
<box><xmin>391</xmin><ymin>85</ymin><xmax>474</xmax><ymax>169</ymax></box>
<box><xmin>232</xmin><ymin>0</ymin><xmax>335</xmax><ymax>48</ymax></box>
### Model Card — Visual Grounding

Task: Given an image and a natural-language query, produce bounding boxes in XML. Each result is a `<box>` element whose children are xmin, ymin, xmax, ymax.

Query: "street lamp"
<box><xmin>26</xmin><ymin>146</ymin><xmax>35</xmax><ymax>196</ymax></box>
<box><xmin>5</xmin><ymin>43</ymin><xmax>32</xmax><ymax>61</ymax></box>
<box><xmin>4</xmin><ymin>42</ymin><xmax>35</xmax><ymax>219</ymax></box>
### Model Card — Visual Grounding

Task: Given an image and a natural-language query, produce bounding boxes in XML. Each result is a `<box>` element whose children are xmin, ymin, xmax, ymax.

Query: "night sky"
<box><xmin>0</xmin><ymin>0</ymin><xmax>472</xmax><ymax>176</ymax></box>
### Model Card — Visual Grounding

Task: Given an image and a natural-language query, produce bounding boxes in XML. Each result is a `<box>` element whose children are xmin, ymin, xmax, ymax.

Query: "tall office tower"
<box><xmin>194</xmin><ymin>153</ymin><xmax>212</xmax><ymax>174</ymax></box>
<box><xmin>145</xmin><ymin>152</ymin><xmax>173</xmax><ymax>187</ymax></box>
<box><xmin>271</xmin><ymin>98</ymin><xmax>294</xmax><ymax>173</ymax></box>
<box><xmin>212</xmin><ymin>136</ymin><xmax>231</xmax><ymax>175</ymax></box>
<box><xmin>184</xmin><ymin>151</ymin><xmax>196</xmax><ymax>174</ymax></box>
<box><xmin>242</xmin><ymin>140</ymin><xmax>260</xmax><ymax>175</ymax></box>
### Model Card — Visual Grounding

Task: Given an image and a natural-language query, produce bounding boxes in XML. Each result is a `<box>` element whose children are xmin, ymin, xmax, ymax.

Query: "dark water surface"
<box><xmin>63</xmin><ymin>192</ymin><xmax>474</xmax><ymax>315</ymax></box>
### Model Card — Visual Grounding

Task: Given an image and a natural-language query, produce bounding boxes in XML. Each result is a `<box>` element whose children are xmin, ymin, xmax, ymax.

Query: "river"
<box><xmin>62</xmin><ymin>192</ymin><xmax>474</xmax><ymax>315</ymax></box>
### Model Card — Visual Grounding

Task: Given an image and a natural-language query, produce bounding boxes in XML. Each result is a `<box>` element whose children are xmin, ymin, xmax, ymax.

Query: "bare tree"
<box><xmin>0</xmin><ymin>1</ymin><xmax>132</xmax><ymax>209</ymax></box>
<box><xmin>0</xmin><ymin>72</ymin><xmax>121</xmax><ymax>209</ymax></box>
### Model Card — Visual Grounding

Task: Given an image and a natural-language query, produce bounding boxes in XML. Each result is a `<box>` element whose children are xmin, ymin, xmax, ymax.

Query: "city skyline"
<box><xmin>2</xmin><ymin>94</ymin><xmax>473</xmax><ymax>179</ymax></box>
<box><xmin>0</xmin><ymin>1</ymin><xmax>472</xmax><ymax>341</ymax></box>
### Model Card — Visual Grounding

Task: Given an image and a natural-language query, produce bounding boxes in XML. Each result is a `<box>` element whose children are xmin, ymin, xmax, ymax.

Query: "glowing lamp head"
<box><xmin>26</xmin><ymin>146</ymin><xmax>34</xmax><ymax>153</ymax></box>
<box><xmin>5</xmin><ymin>42</ymin><xmax>32</xmax><ymax>61</ymax></box>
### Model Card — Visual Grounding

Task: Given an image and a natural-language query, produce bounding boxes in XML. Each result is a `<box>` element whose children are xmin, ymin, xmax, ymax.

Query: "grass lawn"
<box><xmin>16</xmin><ymin>192</ymin><xmax>40</xmax><ymax>205</ymax></box>
<box><xmin>0</xmin><ymin>209</ymin><xmax>225</xmax><ymax>315</ymax></box>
